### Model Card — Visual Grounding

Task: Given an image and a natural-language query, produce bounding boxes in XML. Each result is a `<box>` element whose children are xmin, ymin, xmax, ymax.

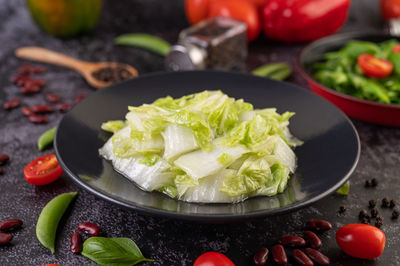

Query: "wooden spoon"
<box><xmin>15</xmin><ymin>46</ymin><xmax>138</xmax><ymax>89</ymax></box>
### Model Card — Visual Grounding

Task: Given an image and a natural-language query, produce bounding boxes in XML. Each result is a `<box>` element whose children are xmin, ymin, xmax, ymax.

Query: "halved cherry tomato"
<box><xmin>193</xmin><ymin>251</ymin><xmax>235</xmax><ymax>266</ymax></box>
<box><xmin>185</xmin><ymin>0</ymin><xmax>210</xmax><ymax>24</ymax></box>
<box><xmin>393</xmin><ymin>44</ymin><xmax>400</xmax><ymax>53</ymax></box>
<box><xmin>24</xmin><ymin>154</ymin><xmax>63</xmax><ymax>186</ymax></box>
<box><xmin>381</xmin><ymin>0</ymin><xmax>400</xmax><ymax>20</ymax></box>
<box><xmin>208</xmin><ymin>0</ymin><xmax>261</xmax><ymax>41</ymax></box>
<box><xmin>336</xmin><ymin>224</ymin><xmax>386</xmax><ymax>259</ymax></box>
<box><xmin>357</xmin><ymin>54</ymin><xmax>394</xmax><ymax>78</ymax></box>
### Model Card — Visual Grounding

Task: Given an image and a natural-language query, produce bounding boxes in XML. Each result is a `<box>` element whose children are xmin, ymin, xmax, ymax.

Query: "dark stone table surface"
<box><xmin>1</xmin><ymin>0</ymin><xmax>399</xmax><ymax>265</ymax></box>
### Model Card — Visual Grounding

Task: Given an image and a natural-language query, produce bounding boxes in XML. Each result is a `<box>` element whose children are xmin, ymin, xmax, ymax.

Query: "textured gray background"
<box><xmin>1</xmin><ymin>0</ymin><xmax>399</xmax><ymax>265</ymax></box>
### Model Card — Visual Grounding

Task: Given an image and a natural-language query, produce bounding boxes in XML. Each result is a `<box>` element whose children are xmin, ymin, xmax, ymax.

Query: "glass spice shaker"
<box><xmin>384</xmin><ymin>18</ymin><xmax>400</xmax><ymax>36</ymax></box>
<box><xmin>165</xmin><ymin>17</ymin><xmax>247</xmax><ymax>71</ymax></box>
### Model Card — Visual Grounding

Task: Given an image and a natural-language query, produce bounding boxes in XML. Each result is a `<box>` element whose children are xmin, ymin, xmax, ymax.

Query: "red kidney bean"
<box><xmin>70</xmin><ymin>232</ymin><xmax>82</xmax><ymax>253</ymax></box>
<box><xmin>78</xmin><ymin>222</ymin><xmax>101</xmax><ymax>236</ymax></box>
<box><xmin>32</xmin><ymin>66</ymin><xmax>45</xmax><ymax>74</ymax></box>
<box><xmin>0</xmin><ymin>154</ymin><xmax>10</xmax><ymax>166</ymax></box>
<box><xmin>305</xmin><ymin>248</ymin><xmax>330</xmax><ymax>265</ymax></box>
<box><xmin>45</xmin><ymin>93</ymin><xmax>60</xmax><ymax>103</ymax></box>
<box><xmin>293</xmin><ymin>249</ymin><xmax>314</xmax><ymax>266</ymax></box>
<box><xmin>29</xmin><ymin>114</ymin><xmax>48</xmax><ymax>124</ymax></box>
<box><xmin>25</xmin><ymin>79</ymin><xmax>44</xmax><ymax>88</ymax></box>
<box><xmin>74</xmin><ymin>93</ymin><xmax>86</xmax><ymax>104</ymax></box>
<box><xmin>0</xmin><ymin>219</ymin><xmax>23</xmax><ymax>231</ymax></box>
<box><xmin>272</xmin><ymin>244</ymin><xmax>287</xmax><ymax>264</ymax></box>
<box><xmin>304</xmin><ymin>230</ymin><xmax>322</xmax><ymax>249</ymax></box>
<box><xmin>3</xmin><ymin>98</ymin><xmax>21</xmax><ymax>110</ymax></box>
<box><xmin>306</xmin><ymin>219</ymin><xmax>332</xmax><ymax>232</ymax></box>
<box><xmin>56</xmin><ymin>103</ymin><xmax>72</xmax><ymax>112</ymax></box>
<box><xmin>0</xmin><ymin>233</ymin><xmax>13</xmax><ymax>245</ymax></box>
<box><xmin>279</xmin><ymin>235</ymin><xmax>306</xmax><ymax>247</ymax></box>
<box><xmin>31</xmin><ymin>104</ymin><xmax>53</xmax><ymax>113</ymax></box>
<box><xmin>21</xmin><ymin>106</ymin><xmax>34</xmax><ymax>116</ymax></box>
<box><xmin>254</xmin><ymin>247</ymin><xmax>269</xmax><ymax>265</ymax></box>
<box><xmin>20</xmin><ymin>86</ymin><xmax>41</xmax><ymax>94</ymax></box>
<box><xmin>0</xmin><ymin>167</ymin><xmax>3</xmax><ymax>175</ymax></box>
<box><xmin>19</xmin><ymin>64</ymin><xmax>35</xmax><ymax>74</ymax></box>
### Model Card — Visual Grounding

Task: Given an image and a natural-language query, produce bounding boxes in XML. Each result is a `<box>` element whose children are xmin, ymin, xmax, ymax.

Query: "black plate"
<box><xmin>55</xmin><ymin>71</ymin><xmax>360</xmax><ymax>222</ymax></box>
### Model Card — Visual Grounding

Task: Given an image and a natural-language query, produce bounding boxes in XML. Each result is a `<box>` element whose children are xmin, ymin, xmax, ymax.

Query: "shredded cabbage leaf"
<box><xmin>99</xmin><ymin>90</ymin><xmax>301</xmax><ymax>203</ymax></box>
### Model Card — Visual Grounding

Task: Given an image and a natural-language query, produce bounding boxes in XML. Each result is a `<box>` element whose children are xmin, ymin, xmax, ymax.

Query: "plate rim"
<box><xmin>54</xmin><ymin>70</ymin><xmax>360</xmax><ymax>222</ymax></box>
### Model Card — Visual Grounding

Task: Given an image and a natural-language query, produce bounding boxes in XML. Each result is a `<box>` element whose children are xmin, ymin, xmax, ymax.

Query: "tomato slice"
<box><xmin>393</xmin><ymin>44</ymin><xmax>400</xmax><ymax>53</ymax></box>
<box><xmin>357</xmin><ymin>54</ymin><xmax>394</xmax><ymax>78</ymax></box>
<box><xmin>24</xmin><ymin>154</ymin><xmax>63</xmax><ymax>186</ymax></box>
<box><xmin>193</xmin><ymin>251</ymin><xmax>235</xmax><ymax>266</ymax></box>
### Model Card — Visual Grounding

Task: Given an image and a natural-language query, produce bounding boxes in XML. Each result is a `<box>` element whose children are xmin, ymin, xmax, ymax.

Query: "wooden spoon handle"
<box><xmin>15</xmin><ymin>46</ymin><xmax>88</xmax><ymax>72</ymax></box>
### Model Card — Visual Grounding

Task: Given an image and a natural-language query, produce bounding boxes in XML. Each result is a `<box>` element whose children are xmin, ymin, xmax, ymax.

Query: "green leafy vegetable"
<box><xmin>101</xmin><ymin>120</ymin><xmax>126</xmax><ymax>133</ymax></box>
<box><xmin>115</xmin><ymin>33</ymin><xmax>171</xmax><ymax>56</ymax></box>
<box><xmin>312</xmin><ymin>39</ymin><xmax>400</xmax><ymax>104</ymax></box>
<box><xmin>99</xmin><ymin>90</ymin><xmax>300</xmax><ymax>202</ymax></box>
<box><xmin>81</xmin><ymin>237</ymin><xmax>153</xmax><ymax>266</ymax></box>
<box><xmin>252</xmin><ymin>62</ymin><xmax>292</xmax><ymax>81</ymax></box>
<box><xmin>139</xmin><ymin>154</ymin><xmax>160</xmax><ymax>166</ymax></box>
<box><xmin>336</xmin><ymin>181</ymin><xmax>350</xmax><ymax>195</ymax></box>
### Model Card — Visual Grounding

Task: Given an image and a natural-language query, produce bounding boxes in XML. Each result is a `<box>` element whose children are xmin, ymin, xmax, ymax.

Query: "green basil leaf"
<box><xmin>81</xmin><ymin>237</ymin><xmax>154</xmax><ymax>266</ymax></box>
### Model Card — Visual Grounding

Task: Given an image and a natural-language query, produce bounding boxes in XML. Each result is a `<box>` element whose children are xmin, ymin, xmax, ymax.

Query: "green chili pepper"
<box><xmin>37</xmin><ymin>127</ymin><xmax>56</xmax><ymax>151</ymax></box>
<box><xmin>251</xmin><ymin>62</ymin><xmax>292</xmax><ymax>81</ymax></box>
<box><xmin>115</xmin><ymin>33</ymin><xmax>171</xmax><ymax>56</ymax></box>
<box><xmin>36</xmin><ymin>192</ymin><xmax>77</xmax><ymax>253</ymax></box>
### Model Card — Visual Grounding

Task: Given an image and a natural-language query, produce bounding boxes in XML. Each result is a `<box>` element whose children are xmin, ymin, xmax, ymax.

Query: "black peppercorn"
<box><xmin>368</xmin><ymin>200</ymin><xmax>376</xmax><ymax>208</ymax></box>
<box><xmin>390</xmin><ymin>200</ymin><xmax>396</xmax><ymax>208</ymax></box>
<box><xmin>382</xmin><ymin>198</ymin><xmax>390</xmax><ymax>208</ymax></box>
<box><xmin>339</xmin><ymin>205</ymin><xmax>346</xmax><ymax>213</ymax></box>
<box><xmin>371</xmin><ymin>178</ymin><xmax>378</xmax><ymax>187</ymax></box>
<box><xmin>392</xmin><ymin>210</ymin><xmax>399</xmax><ymax>219</ymax></box>
<box><xmin>361</xmin><ymin>217</ymin><xmax>370</xmax><ymax>224</ymax></box>
<box><xmin>365</xmin><ymin>180</ymin><xmax>372</xmax><ymax>187</ymax></box>
<box><xmin>375</xmin><ymin>216</ymin><xmax>383</xmax><ymax>228</ymax></box>
<box><xmin>359</xmin><ymin>209</ymin><xmax>368</xmax><ymax>219</ymax></box>
<box><xmin>371</xmin><ymin>208</ymin><xmax>379</xmax><ymax>218</ymax></box>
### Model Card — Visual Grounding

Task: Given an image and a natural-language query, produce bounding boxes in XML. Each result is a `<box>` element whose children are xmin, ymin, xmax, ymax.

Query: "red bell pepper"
<box><xmin>262</xmin><ymin>0</ymin><xmax>351</xmax><ymax>43</ymax></box>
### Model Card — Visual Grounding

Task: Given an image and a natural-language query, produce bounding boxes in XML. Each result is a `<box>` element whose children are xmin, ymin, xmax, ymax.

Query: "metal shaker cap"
<box><xmin>165</xmin><ymin>43</ymin><xmax>207</xmax><ymax>71</ymax></box>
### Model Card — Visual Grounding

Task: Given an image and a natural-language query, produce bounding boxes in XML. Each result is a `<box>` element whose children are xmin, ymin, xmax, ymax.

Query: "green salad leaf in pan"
<box><xmin>312</xmin><ymin>39</ymin><xmax>400</xmax><ymax>104</ymax></box>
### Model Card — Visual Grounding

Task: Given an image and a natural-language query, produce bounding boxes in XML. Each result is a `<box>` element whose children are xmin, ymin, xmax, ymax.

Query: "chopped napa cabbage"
<box><xmin>101</xmin><ymin>120</ymin><xmax>126</xmax><ymax>133</ymax></box>
<box><xmin>173</xmin><ymin>138</ymin><xmax>249</xmax><ymax>180</ymax></box>
<box><xmin>99</xmin><ymin>138</ymin><xmax>173</xmax><ymax>191</ymax></box>
<box><xmin>182</xmin><ymin>170</ymin><xmax>247</xmax><ymax>203</ymax></box>
<box><xmin>99</xmin><ymin>90</ymin><xmax>301</xmax><ymax>203</ymax></box>
<box><xmin>139</xmin><ymin>154</ymin><xmax>160</xmax><ymax>166</ymax></box>
<box><xmin>220</xmin><ymin>156</ymin><xmax>272</xmax><ymax>197</ymax></box>
<box><xmin>162</xmin><ymin>124</ymin><xmax>199</xmax><ymax>160</ymax></box>
<box><xmin>111</xmin><ymin>126</ymin><xmax>164</xmax><ymax>158</ymax></box>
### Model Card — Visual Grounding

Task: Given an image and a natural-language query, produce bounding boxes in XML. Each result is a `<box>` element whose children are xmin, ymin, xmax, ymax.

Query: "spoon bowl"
<box><xmin>15</xmin><ymin>46</ymin><xmax>138</xmax><ymax>89</ymax></box>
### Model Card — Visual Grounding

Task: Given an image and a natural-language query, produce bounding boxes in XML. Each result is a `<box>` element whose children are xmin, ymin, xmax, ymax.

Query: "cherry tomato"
<box><xmin>193</xmin><ymin>251</ymin><xmax>235</xmax><ymax>266</ymax></box>
<box><xmin>185</xmin><ymin>0</ymin><xmax>210</xmax><ymax>24</ymax></box>
<box><xmin>381</xmin><ymin>0</ymin><xmax>400</xmax><ymax>20</ymax></box>
<box><xmin>357</xmin><ymin>54</ymin><xmax>394</xmax><ymax>78</ymax></box>
<box><xmin>393</xmin><ymin>44</ymin><xmax>400</xmax><ymax>53</ymax></box>
<box><xmin>336</xmin><ymin>224</ymin><xmax>385</xmax><ymax>259</ymax></box>
<box><xmin>44</xmin><ymin>264</ymin><xmax>60</xmax><ymax>266</ymax></box>
<box><xmin>24</xmin><ymin>154</ymin><xmax>63</xmax><ymax>186</ymax></box>
<box><xmin>208</xmin><ymin>0</ymin><xmax>261</xmax><ymax>41</ymax></box>
<box><xmin>247</xmin><ymin>0</ymin><xmax>267</xmax><ymax>7</ymax></box>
